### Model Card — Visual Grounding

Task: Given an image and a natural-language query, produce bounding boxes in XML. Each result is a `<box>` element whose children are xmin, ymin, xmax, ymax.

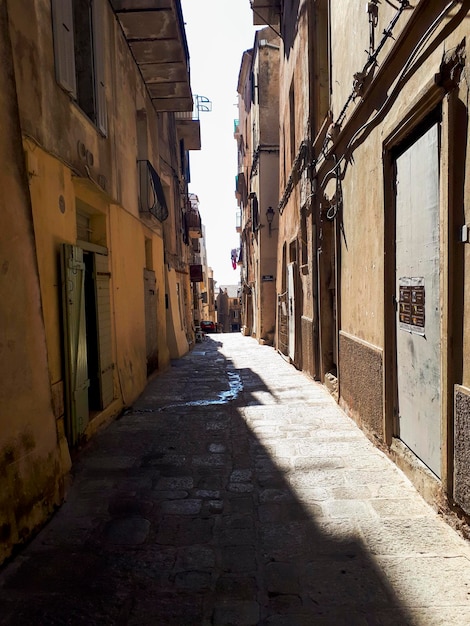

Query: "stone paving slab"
<box><xmin>1</xmin><ymin>333</ymin><xmax>470</xmax><ymax>625</ymax></box>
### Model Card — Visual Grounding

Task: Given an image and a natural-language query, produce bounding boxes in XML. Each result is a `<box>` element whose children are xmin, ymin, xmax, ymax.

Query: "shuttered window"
<box><xmin>51</xmin><ymin>0</ymin><xmax>107</xmax><ymax>136</ymax></box>
<box><xmin>51</xmin><ymin>0</ymin><xmax>76</xmax><ymax>96</ymax></box>
<box><xmin>92</xmin><ymin>0</ymin><xmax>107</xmax><ymax>135</ymax></box>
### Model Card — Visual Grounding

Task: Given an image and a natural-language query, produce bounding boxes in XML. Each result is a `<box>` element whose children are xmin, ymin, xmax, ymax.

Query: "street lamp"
<box><xmin>266</xmin><ymin>206</ymin><xmax>275</xmax><ymax>236</ymax></box>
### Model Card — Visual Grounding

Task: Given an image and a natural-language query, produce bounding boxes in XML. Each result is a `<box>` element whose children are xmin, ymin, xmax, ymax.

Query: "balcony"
<box><xmin>138</xmin><ymin>160</ymin><xmax>168</xmax><ymax>222</ymax></box>
<box><xmin>235</xmin><ymin>172</ymin><xmax>247</xmax><ymax>203</ymax></box>
<box><xmin>175</xmin><ymin>110</ymin><xmax>201</xmax><ymax>151</ymax></box>
<box><xmin>236</xmin><ymin>212</ymin><xmax>241</xmax><ymax>233</ymax></box>
<box><xmin>191</xmin><ymin>237</ymin><xmax>201</xmax><ymax>253</ymax></box>
<box><xmin>110</xmin><ymin>0</ymin><xmax>193</xmax><ymax>112</ymax></box>
<box><xmin>186</xmin><ymin>209</ymin><xmax>202</xmax><ymax>237</ymax></box>
<box><xmin>250</xmin><ymin>0</ymin><xmax>281</xmax><ymax>27</ymax></box>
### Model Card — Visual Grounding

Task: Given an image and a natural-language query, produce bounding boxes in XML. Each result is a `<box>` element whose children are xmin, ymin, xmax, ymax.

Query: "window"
<box><xmin>251</xmin><ymin>195</ymin><xmax>259</xmax><ymax>232</ymax></box>
<box><xmin>314</xmin><ymin>0</ymin><xmax>331</xmax><ymax>133</ymax></box>
<box><xmin>145</xmin><ymin>238</ymin><xmax>153</xmax><ymax>271</ymax></box>
<box><xmin>300</xmin><ymin>208</ymin><xmax>308</xmax><ymax>266</ymax></box>
<box><xmin>51</xmin><ymin>0</ymin><xmax>107</xmax><ymax>135</ymax></box>
<box><xmin>289</xmin><ymin>79</ymin><xmax>296</xmax><ymax>167</ymax></box>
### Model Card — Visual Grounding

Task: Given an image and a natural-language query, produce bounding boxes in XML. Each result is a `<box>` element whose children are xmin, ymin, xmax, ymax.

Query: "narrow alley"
<box><xmin>1</xmin><ymin>333</ymin><xmax>470</xmax><ymax>625</ymax></box>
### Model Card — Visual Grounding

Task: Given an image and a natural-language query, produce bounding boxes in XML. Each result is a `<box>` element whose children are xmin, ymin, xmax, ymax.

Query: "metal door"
<box><xmin>61</xmin><ymin>244</ymin><xmax>89</xmax><ymax>446</ymax></box>
<box><xmin>287</xmin><ymin>262</ymin><xmax>296</xmax><ymax>360</ymax></box>
<box><xmin>395</xmin><ymin>122</ymin><xmax>441</xmax><ymax>477</ymax></box>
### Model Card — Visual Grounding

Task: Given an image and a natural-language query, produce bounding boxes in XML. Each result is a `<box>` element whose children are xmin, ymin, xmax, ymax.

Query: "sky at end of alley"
<box><xmin>180</xmin><ymin>1</ymin><xmax>259</xmax><ymax>288</ymax></box>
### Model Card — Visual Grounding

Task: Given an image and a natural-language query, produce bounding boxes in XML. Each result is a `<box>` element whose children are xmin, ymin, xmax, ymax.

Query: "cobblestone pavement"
<box><xmin>2</xmin><ymin>333</ymin><xmax>470</xmax><ymax>625</ymax></box>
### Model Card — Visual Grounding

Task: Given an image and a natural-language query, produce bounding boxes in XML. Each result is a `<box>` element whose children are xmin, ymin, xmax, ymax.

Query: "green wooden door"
<box><xmin>61</xmin><ymin>244</ymin><xmax>89</xmax><ymax>446</ymax></box>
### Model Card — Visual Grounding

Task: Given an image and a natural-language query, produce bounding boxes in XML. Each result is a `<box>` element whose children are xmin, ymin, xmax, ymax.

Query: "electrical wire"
<box><xmin>318</xmin><ymin>0</ymin><xmax>459</xmax><ymax>192</ymax></box>
<box><xmin>345</xmin><ymin>0</ymin><xmax>459</xmax><ymax>153</ymax></box>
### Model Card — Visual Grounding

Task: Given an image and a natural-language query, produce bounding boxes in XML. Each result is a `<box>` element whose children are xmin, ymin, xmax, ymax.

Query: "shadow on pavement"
<box><xmin>0</xmin><ymin>335</ymin><xmax>417</xmax><ymax>625</ymax></box>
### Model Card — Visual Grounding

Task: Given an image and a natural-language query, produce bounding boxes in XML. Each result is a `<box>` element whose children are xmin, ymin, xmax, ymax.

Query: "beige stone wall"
<box><xmin>325</xmin><ymin>1</ymin><xmax>470</xmax><ymax>492</ymax></box>
<box><xmin>328</xmin><ymin>1</ymin><xmax>467</xmax><ymax>351</ymax></box>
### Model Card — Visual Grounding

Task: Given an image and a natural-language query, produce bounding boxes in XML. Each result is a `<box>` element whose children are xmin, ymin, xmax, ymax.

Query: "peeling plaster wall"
<box><xmin>0</xmin><ymin>0</ymin><xmax>186</xmax><ymax>562</ymax></box>
<box><xmin>329</xmin><ymin>0</ymin><xmax>470</xmax><ymax>503</ymax></box>
<box><xmin>0</xmin><ymin>2</ymin><xmax>70</xmax><ymax>564</ymax></box>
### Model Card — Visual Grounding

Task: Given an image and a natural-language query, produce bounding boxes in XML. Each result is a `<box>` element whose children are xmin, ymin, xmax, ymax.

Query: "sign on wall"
<box><xmin>190</xmin><ymin>264</ymin><xmax>203</xmax><ymax>282</ymax></box>
<box><xmin>399</xmin><ymin>277</ymin><xmax>425</xmax><ymax>335</ymax></box>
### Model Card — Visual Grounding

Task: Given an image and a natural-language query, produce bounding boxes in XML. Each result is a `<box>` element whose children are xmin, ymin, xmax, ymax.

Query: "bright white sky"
<box><xmin>180</xmin><ymin>1</ymin><xmax>259</xmax><ymax>288</ymax></box>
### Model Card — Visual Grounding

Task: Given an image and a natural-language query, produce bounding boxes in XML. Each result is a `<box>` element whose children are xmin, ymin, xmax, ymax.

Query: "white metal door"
<box><xmin>287</xmin><ymin>262</ymin><xmax>295</xmax><ymax>360</ymax></box>
<box><xmin>395</xmin><ymin>122</ymin><xmax>441</xmax><ymax>477</ymax></box>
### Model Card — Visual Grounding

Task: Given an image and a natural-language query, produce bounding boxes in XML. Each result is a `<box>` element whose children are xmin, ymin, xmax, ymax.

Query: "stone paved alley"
<box><xmin>1</xmin><ymin>334</ymin><xmax>470</xmax><ymax>625</ymax></box>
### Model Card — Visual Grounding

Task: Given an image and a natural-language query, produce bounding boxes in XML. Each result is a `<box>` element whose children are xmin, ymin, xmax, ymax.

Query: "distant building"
<box><xmin>235</xmin><ymin>27</ymin><xmax>280</xmax><ymax>345</ymax></box>
<box><xmin>218</xmin><ymin>285</ymin><xmax>242</xmax><ymax>332</ymax></box>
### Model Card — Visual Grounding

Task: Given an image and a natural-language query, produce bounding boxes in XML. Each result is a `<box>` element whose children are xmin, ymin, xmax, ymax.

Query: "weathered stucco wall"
<box><xmin>333</xmin><ymin>0</ymin><xmax>467</xmax><ymax>350</ymax></box>
<box><xmin>1</xmin><ymin>0</ymin><xmax>188</xmax><ymax>563</ymax></box>
<box><xmin>328</xmin><ymin>0</ymin><xmax>470</xmax><ymax>497</ymax></box>
<box><xmin>0</xmin><ymin>3</ymin><xmax>70</xmax><ymax>563</ymax></box>
<box><xmin>12</xmin><ymin>0</ymin><xmax>174</xmax><ymax>404</ymax></box>
<box><xmin>109</xmin><ymin>204</ymin><xmax>150</xmax><ymax>405</ymax></box>
<box><xmin>165</xmin><ymin>270</ymin><xmax>190</xmax><ymax>359</ymax></box>
<box><xmin>338</xmin><ymin>130</ymin><xmax>384</xmax><ymax>348</ymax></box>
<box><xmin>26</xmin><ymin>146</ymin><xmax>77</xmax><ymax>383</ymax></box>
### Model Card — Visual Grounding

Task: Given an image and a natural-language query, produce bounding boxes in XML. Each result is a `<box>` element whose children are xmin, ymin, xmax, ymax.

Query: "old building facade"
<box><xmin>0</xmin><ymin>0</ymin><xmax>200</xmax><ymax>563</ymax></box>
<box><xmin>235</xmin><ymin>27</ymin><xmax>280</xmax><ymax>345</ymax></box>
<box><xmin>251</xmin><ymin>0</ymin><xmax>470</xmax><ymax>518</ymax></box>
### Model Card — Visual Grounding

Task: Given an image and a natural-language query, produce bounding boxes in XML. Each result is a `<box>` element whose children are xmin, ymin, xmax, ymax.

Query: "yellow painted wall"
<box><xmin>26</xmin><ymin>139</ymin><xmax>172</xmax><ymax>413</ymax></box>
<box><xmin>165</xmin><ymin>269</ymin><xmax>190</xmax><ymax>359</ymax></box>
<box><xmin>0</xmin><ymin>9</ymin><xmax>70</xmax><ymax>564</ymax></box>
<box><xmin>111</xmin><ymin>208</ymin><xmax>170</xmax><ymax>393</ymax></box>
<box><xmin>26</xmin><ymin>144</ymin><xmax>84</xmax><ymax>383</ymax></box>
<box><xmin>1</xmin><ymin>0</ymin><xmax>194</xmax><ymax>566</ymax></box>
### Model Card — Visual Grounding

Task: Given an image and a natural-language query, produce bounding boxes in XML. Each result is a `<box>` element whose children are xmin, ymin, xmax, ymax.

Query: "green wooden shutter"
<box><xmin>94</xmin><ymin>253</ymin><xmax>114</xmax><ymax>407</ymax></box>
<box><xmin>61</xmin><ymin>244</ymin><xmax>89</xmax><ymax>446</ymax></box>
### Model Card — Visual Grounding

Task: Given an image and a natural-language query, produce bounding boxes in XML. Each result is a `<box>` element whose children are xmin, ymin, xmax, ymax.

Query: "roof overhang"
<box><xmin>110</xmin><ymin>0</ymin><xmax>193</xmax><ymax>112</ymax></box>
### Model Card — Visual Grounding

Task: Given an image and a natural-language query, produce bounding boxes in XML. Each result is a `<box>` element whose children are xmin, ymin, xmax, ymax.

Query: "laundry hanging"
<box><xmin>231</xmin><ymin>248</ymin><xmax>237</xmax><ymax>270</ymax></box>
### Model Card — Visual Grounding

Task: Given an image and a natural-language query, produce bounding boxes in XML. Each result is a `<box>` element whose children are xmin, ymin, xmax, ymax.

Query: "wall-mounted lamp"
<box><xmin>266</xmin><ymin>206</ymin><xmax>275</xmax><ymax>236</ymax></box>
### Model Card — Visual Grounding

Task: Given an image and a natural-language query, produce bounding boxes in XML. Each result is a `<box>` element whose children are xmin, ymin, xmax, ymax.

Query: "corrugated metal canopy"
<box><xmin>110</xmin><ymin>0</ymin><xmax>193</xmax><ymax>112</ymax></box>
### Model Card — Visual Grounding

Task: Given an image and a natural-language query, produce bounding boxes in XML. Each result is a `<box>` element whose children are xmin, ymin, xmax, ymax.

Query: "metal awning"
<box><xmin>109</xmin><ymin>0</ymin><xmax>193</xmax><ymax>112</ymax></box>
